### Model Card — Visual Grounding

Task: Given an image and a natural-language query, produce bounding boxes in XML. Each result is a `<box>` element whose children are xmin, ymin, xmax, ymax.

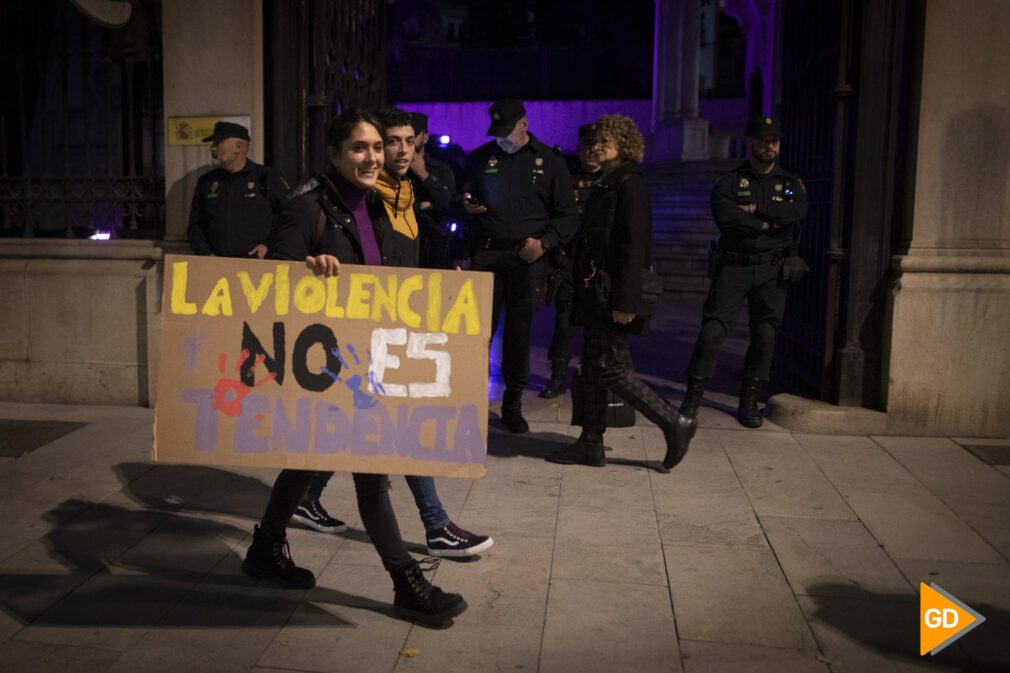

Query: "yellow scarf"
<box><xmin>375</xmin><ymin>170</ymin><xmax>418</xmax><ymax>240</ymax></box>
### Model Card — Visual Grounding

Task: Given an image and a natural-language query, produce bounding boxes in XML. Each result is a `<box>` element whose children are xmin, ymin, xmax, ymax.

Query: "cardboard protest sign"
<box><xmin>154</xmin><ymin>254</ymin><xmax>492</xmax><ymax>478</ymax></box>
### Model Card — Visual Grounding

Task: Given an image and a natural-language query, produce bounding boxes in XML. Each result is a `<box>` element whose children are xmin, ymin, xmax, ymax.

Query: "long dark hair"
<box><xmin>326</xmin><ymin>107</ymin><xmax>385</xmax><ymax>149</ymax></box>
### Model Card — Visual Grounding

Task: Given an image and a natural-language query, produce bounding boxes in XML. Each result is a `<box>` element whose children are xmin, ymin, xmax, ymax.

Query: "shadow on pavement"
<box><xmin>806</xmin><ymin>582</ymin><xmax>1009</xmax><ymax>673</ymax></box>
<box><xmin>0</xmin><ymin>464</ymin><xmax>405</xmax><ymax>631</ymax></box>
<box><xmin>487</xmin><ymin>429</ymin><xmax>569</xmax><ymax>460</ymax></box>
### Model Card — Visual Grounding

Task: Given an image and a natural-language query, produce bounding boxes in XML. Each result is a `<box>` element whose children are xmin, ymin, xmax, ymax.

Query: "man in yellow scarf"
<box><xmin>374</xmin><ymin>107</ymin><xmax>421</xmax><ymax>244</ymax></box>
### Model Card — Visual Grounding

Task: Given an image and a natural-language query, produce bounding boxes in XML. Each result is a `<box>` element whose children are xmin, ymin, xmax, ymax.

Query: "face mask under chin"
<box><xmin>496</xmin><ymin>137</ymin><xmax>521</xmax><ymax>154</ymax></box>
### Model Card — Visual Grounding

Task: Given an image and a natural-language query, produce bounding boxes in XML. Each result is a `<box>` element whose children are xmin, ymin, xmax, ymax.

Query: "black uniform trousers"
<box><xmin>546</xmin><ymin>256</ymin><xmax>574</xmax><ymax>365</ymax></box>
<box><xmin>687</xmin><ymin>261</ymin><xmax>787</xmax><ymax>381</ymax></box>
<box><xmin>260</xmin><ymin>469</ymin><xmax>412</xmax><ymax>572</ymax></box>
<box><xmin>472</xmin><ymin>248</ymin><xmax>545</xmax><ymax>393</ymax></box>
<box><xmin>576</xmin><ymin>327</ymin><xmax>679</xmax><ymax>435</ymax></box>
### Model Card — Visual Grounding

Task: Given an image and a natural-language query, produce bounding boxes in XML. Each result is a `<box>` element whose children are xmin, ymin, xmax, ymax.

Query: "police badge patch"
<box><xmin>739</xmin><ymin>177</ymin><xmax>750</xmax><ymax>189</ymax></box>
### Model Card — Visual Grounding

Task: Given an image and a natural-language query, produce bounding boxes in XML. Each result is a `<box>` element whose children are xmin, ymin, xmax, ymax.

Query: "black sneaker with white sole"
<box><xmin>425</xmin><ymin>522</ymin><xmax>494</xmax><ymax>557</ymax></box>
<box><xmin>292</xmin><ymin>499</ymin><xmax>348</xmax><ymax>534</ymax></box>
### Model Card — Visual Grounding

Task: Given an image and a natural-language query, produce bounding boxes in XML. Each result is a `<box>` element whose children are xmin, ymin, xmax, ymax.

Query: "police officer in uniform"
<box><xmin>680</xmin><ymin>116</ymin><xmax>809</xmax><ymax>428</ymax></box>
<box><xmin>462</xmin><ymin>99</ymin><xmax>578</xmax><ymax>433</ymax></box>
<box><xmin>539</xmin><ymin>123</ymin><xmax>601</xmax><ymax>399</ymax></box>
<box><xmin>187</xmin><ymin>121</ymin><xmax>290</xmax><ymax>258</ymax></box>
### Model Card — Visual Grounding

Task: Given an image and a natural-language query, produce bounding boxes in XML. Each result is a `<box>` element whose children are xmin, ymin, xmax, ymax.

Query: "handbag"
<box><xmin>570</xmin><ymin>363</ymin><xmax>636</xmax><ymax>428</ymax></box>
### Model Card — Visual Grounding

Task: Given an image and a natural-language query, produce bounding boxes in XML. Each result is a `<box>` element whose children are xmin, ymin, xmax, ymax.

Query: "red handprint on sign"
<box><xmin>211</xmin><ymin>349</ymin><xmax>276</xmax><ymax>416</ymax></box>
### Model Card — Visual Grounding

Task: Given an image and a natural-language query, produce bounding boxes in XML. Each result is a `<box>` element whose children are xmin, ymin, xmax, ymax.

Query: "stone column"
<box><xmin>651</xmin><ymin>0</ymin><xmax>709</xmax><ymax>161</ymax></box>
<box><xmin>161</xmin><ymin>0</ymin><xmax>265</xmax><ymax>243</ymax></box>
<box><xmin>886</xmin><ymin>0</ymin><xmax>1010</xmax><ymax>436</ymax></box>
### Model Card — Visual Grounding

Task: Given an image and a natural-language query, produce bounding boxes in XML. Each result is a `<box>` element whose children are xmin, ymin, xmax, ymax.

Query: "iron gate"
<box><xmin>266</xmin><ymin>0</ymin><xmax>388</xmax><ymax>185</ymax></box>
<box><xmin>0</xmin><ymin>0</ymin><xmax>164</xmax><ymax>238</ymax></box>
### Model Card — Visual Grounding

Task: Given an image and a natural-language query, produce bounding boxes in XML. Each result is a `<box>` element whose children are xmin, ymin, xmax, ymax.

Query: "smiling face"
<box><xmin>383</xmin><ymin>124</ymin><xmax>416</xmax><ymax>178</ymax></box>
<box><xmin>328</xmin><ymin>122</ymin><xmax>384</xmax><ymax>188</ymax></box>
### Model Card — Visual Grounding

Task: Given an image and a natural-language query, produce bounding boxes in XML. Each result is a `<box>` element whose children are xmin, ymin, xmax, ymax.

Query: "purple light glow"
<box><xmin>438</xmin><ymin>134</ymin><xmax>451</xmax><ymax>146</ymax></box>
<box><xmin>399</xmin><ymin>99</ymin><xmax>749</xmax><ymax>152</ymax></box>
<box><xmin>90</xmin><ymin>231</ymin><xmax>112</xmax><ymax>240</ymax></box>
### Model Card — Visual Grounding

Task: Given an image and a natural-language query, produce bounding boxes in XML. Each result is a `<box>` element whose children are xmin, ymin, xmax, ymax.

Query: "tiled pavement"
<box><xmin>0</xmin><ymin>297</ymin><xmax>1008</xmax><ymax>673</ymax></box>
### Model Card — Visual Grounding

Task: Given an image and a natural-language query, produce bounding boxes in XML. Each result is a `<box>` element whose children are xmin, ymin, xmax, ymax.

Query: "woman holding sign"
<box><xmin>546</xmin><ymin>115</ymin><xmax>698</xmax><ymax>471</ymax></box>
<box><xmin>244</xmin><ymin>108</ymin><xmax>466</xmax><ymax>628</ymax></box>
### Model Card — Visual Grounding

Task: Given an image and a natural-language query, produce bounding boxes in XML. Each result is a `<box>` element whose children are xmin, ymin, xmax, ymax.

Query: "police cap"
<box><xmin>747</xmin><ymin>116</ymin><xmax>781</xmax><ymax>139</ymax></box>
<box><xmin>577</xmin><ymin>123</ymin><xmax>596</xmax><ymax>145</ymax></box>
<box><xmin>487</xmin><ymin>98</ymin><xmax>526</xmax><ymax>137</ymax></box>
<box><xmin>202</xmin><ymin>121</ymin><xmax>251</xmax><ymax>143</ymax></box>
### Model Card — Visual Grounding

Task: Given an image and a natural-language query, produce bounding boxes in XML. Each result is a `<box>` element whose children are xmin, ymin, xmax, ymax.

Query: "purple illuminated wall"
<box><xmin>397</xmin><ymin>98</ymin><xmax>748</xmax><ymax>153</ymax></box>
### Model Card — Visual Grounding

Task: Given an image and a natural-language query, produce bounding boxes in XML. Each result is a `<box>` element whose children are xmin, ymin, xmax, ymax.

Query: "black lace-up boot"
<box><xmin>737</xmin><ymin>377</ymin><xmax>765</xmax><ymax>428</ymax></box>
<box><xmin>390</xmin><ymin>559</ymin><xmax>467</xmax><ymax>628</ymax></box>
<box><xmin>539</xmin><ymin>360</ymin><xmax>569</xmax><ymax>399</ymax></box>
<box><xmin>545</xmin><ymin>429</ymin><xmax>606</xmax><ymax>467</ymax></box>
<box><xmin>679</xmin><ymin>376</ymin><xmax>708</xmax><ymax>419</ymax></box>
<box><xmin>242</xmin><ymin>525</ymin><xmax>316</xmax><ymax>589</ymax></box>
<box><xmin>501</xmin><ymin>389</ymin><xmax>529</xmax><ymax>434</ymax></box>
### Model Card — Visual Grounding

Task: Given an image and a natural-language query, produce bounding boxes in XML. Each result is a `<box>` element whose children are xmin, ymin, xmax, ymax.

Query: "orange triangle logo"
<box><xmin>920</xmin><ymin>583</ymin><xmax>986</xmax><ymax>655</ymax></box>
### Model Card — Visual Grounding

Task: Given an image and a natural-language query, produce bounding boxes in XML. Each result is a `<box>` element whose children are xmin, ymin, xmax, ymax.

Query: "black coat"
<box><xmin>710</xmin><ymin>161</ymin><xmax>808</xmax><ymax>253</ymax></box>
<box><xmin>267</xmin><ymin>172</ymin><xmax>418</xmax><ymax>269</ymax></box>
<box><xmin>188</xmin><ymin>159</ymin><xmax>290</xmax><ymax>257</ymax></box>
<box><xmin>571</xmin><ymin>161</ymin><xmax>653</xmax><ymax>335</ymax></box>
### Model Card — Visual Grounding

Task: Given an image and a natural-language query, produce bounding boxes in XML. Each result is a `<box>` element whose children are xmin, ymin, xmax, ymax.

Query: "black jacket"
<box><xmin>572</xmin><ymin>161</ymin><xmax>653</xmax><ymax>335</ymax></box>
<box><xmin>462</xmin><ymin>134</ymin><xmax>578</xmax><ymax>250</ymax></box>
<box><xmin>710</xmin><ymin>161</ymin><xmax>808</xmax><ymax>253</ymax></box>
<box><xmin>188</xmin><ymin>159</ymin><xmax>289</xmax><ymax>257</ymax></box>
<box><xmin>267</xmin><ymin>172</ymin><xmax>417</xmax><ymax>268</ymax></box>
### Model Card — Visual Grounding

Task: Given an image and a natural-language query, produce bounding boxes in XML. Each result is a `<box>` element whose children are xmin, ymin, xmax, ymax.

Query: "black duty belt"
<box><xmin>721</xmin><ymin>245</ymin><xmax>797</xmax><ymax>266</ymax></box>
<box><xmin>480</xmin><ymin>236</ymin><xmax>523</xmax><ymax>252</ymax></box>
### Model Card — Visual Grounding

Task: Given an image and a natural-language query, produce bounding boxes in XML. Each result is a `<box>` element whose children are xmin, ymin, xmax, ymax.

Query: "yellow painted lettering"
<box><xmin>293</xmin><ymin>276</ymin><xmax>326</xmax><ymax>314</ymax></box>
<box><xmin>325</xmin><ymin>276</ymin><xmax>344</xmax><ymax>318</ymax></box>
<box><xmin>274</xmin><ymin>264</ymin><xmax>290</xmax><ymax>315</ymax></box>
<box><xmin>170</xmin><ymin>262</ymin><xmax>197</xmax><ymax>315</ymax></box>
<box><xmin>371</xmin><ymin>275</ymin><xmax>398</xmax><ymax>322</ymax></box>
<box><xmin>346</xmin><ymin>273</ymin><xmax>375</xmax><ymax>319</ymax></box>
<box><xmin>441</xmin><ymin>279</ymin><xmax>480</xmax><ymax>335</ymax></box>
<box><xmin>397</xmin><ymin>274</ymin><xmax>423</xmax><ymax>328</ymax></box>
<box><xmin>426</xmin><ymin>272</ymin><xmax>442</xmax><ymax>330</ymax></box>
<box><xmin>237</xmin><ymin>271</ymin><xmax>273</xmax><ymax>313</ymax></box>
<box><xmin>201</xmin><ymin>276</ymin><xmax>233</xmax><ymax>316</ymax></box>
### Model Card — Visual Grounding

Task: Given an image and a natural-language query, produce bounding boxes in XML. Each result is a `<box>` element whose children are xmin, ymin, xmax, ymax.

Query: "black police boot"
<box><xmin>390</xmin><ymin>559</ymin><xmax>467</xmax><ymax>628</ymax></box>
<box><xmin>737</xmin><ymin>378</ymin><xmax>765</xmax><ymax>428</ymax></box>
<box><xmin>538</xmin><ymin>360</ymin><xmax>568</xmax><ymax>399</ymax></box>
<box><xmin>501</xmin><ymin>389</ymin><xmax>529</xmax><ymax>434</ymax></box>
<box><xmin>545</xmin><ymin>429</ymin><xmax>606</xmax><ymax>467</ymax></box>
<box><xmin>679</xmin><ymin>376</ymin><xmax>708</xmax><ymax>419</ymax></box>
<box><xmin>661</xmin><ymin>412</ymin><xmax>698</xmax><ymax>471</ymax></box>
<box><xmin>242</xmin><ymin>525</ymin><xmax>316</xmax><ymax>590</ymax></box>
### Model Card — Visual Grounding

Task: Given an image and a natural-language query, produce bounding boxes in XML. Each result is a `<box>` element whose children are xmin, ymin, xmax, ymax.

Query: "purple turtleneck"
<box><xmin>332</xmin><ymin>172</ymin><xmax>382</xmax><ymax>266</ymax></box>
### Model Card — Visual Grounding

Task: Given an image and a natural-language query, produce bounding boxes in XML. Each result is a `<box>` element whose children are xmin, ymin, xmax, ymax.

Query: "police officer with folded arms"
<box><xmin>187</xmin><ymin>121</ymin><xmax>290</xmax><ymax>259</ymax></box>
<box><xmin>680</xmin><ymin>116</ymin><xmax>809</xmax><ymax>428</ymax></box>
<box><xmin>462</xmin><ymin>99</ymin><xmax>578</xmax><ymax>433</ymax></box>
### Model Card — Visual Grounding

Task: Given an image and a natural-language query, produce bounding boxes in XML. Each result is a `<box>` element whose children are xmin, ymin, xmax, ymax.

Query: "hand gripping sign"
<box><xmin>154</xmin><ymin>255</ymin><xmax>493</xmax><ymax>478</ymax></box>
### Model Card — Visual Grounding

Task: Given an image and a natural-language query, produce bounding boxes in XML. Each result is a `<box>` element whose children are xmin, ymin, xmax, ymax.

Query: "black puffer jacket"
<box><xmin>267</xmin><ymin>172</ymin><xmax>418</xmax><ymax>268</ymax></box>
<box><xmin>571</xmin><ymin>161</ymin><xmax>653</xmax><ymax>335</ymax></box>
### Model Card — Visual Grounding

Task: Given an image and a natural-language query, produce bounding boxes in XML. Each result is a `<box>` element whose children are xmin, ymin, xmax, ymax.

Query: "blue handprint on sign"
<box><xmin>322</xmin><ymin>342</ymin><xmax>384</xmax><ymax>409</ymax></box>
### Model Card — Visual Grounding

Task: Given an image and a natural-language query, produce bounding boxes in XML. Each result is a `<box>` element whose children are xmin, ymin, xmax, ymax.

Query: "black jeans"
<box><xmin>687</xmin><ymin>262</ymin><xmax>787</xmax><ymax>381</ymax></box>
<box><xmin>471</xmin><ymin>248</ymin><xmax>545</xmax><ymax>393</ymax></box>
<box><xmin>259</xmin><ymin>469</ymin><xmax>413</xmax><ymax>572</ymax></box>
<box><xmin>576</xmin><ymin>327</ymin><xmax>678</xmax><ymax>435</ymax></box>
